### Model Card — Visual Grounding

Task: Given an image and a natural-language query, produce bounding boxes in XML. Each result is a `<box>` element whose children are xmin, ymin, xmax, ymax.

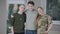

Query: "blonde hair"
<box><xmin>37</xmin><ymin>7</ymin><xmax>43</xmax><ymax>10</ymax></box>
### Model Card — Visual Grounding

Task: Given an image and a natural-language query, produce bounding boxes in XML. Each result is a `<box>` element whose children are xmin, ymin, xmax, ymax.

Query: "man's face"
<box><xmin>19</xmin><ymin>5</ymin><xmax>25</xmax><ymax>12</ymax></box>
<box><xmin>28</xmin><ymin>4</ymin><xmax>34</xmax><ymax>11</ymax></box>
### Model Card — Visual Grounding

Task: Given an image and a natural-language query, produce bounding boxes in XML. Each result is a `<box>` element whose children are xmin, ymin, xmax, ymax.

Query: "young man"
<box><xmin>25</xmin><ymin>1</ymin><xmax>38</xmax><ymax>34</ymax></box>
<box><xmin>11</xmin><ymin>4</ymin><xmax>26</xmax><ymax>34</ymax></box>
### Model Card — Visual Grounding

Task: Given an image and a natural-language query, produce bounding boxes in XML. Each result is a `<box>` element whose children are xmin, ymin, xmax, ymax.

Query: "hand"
<box><xmin>11</xmin><ymin>27</ymin><xmax>14</xmax><ymax>34</ymax></box>
<box><xmin>45</xmin><ymin>31</ymin><xmax>48</xmax><ymax>34</ymax></box>
<box><xmin>12</xmin><ymin>32</ymin><xmax>14</xmax><ymax>34</ymax></box>
<box><xmin>11</xmin><ymin>30</ymin><xmax>14</xmax><ymax>34</ymax></box>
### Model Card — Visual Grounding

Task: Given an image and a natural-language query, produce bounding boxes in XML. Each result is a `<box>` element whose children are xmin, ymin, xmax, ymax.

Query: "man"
<box><xmin>25</xmin><ymin>1</ymin><xmax>38</xmax><ymax>34</ymax></box>
<box><xmin>11</xmin><ymin>4</ymin><xmax>26</xmax><ymax>34</ymax></box>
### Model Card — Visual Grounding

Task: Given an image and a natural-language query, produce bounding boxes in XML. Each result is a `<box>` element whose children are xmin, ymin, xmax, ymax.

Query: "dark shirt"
<box><xmin>11</xmin><ymin>12</ymin><xmax>26</xmax><ymax>33</ymax></box>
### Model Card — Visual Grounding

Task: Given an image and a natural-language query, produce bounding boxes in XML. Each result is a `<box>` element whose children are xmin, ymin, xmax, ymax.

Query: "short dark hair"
<box><xmin>28</xmin><ymin>1</ymin><xmax>35</xmax><ymax>6</ymax></box>
<box><xmin>17</xmin><ymin>4</ymin><xmax>25</xmax><ymax>12</ymax></box>
<box><xmin>18</xmin><ymin>4</ymin><xmax>25</xmax><ymax>8</ymax></box>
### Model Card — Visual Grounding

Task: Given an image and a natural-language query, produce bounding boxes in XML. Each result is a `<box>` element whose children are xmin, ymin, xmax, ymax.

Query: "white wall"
<box><xmin>7</xmin><ymin>0</ymin><xmax>26</xmax><ymax>4</ymax></box>
<box><xmin>0</xmin><ymin>0</ymin><xmax>7</xmax><ymax>34</ymax></box>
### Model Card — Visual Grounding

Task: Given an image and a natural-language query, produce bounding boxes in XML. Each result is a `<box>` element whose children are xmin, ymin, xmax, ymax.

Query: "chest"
<box><xmin>38</xmin><ymin>15</ymin><xmax>48</xmax><ymax>26</ymax></box>
<box><xmin>26</xmin><ymin>11</ymin><xmax>37</xmax><ymax>18</ymax></box>
<box><xmin>14</xmin><ymin>14</ymin><xmax>25</xmax><ymax>21</ymax></box>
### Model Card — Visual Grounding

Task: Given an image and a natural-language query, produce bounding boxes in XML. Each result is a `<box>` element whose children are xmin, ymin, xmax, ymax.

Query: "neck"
<box><xmin>39</xmin><ymin>13</ymin><xmax>44</xmax><ymax>16</ymax></box>
<box><xmin>29</xmin><ymin>9</ymin><xmax>34</xmax><ymax>11</ymax></box>
<box><xmin>18</xmin><ymin>11</ymin><xmax>23</xmax><ymax>14</ymax></box>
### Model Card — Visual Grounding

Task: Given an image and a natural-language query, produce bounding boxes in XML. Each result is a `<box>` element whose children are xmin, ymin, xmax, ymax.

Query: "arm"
<box><xmin>45</xmin><ymin>16</ymin><xmax>53</xmax><ymax>34</ymax></box>
<box><xmin>11</xmin><ymin>15</ymin><xmax>14</xmax><ymax>34</ymax></box>
<box><xmin>47</xmin><ymin>23</ymin><xmax>53</xmax><ymax>32</ymax></box>
<box><xmin>35</xmin><ymin>19</ymin><xmax>38</xmax><ymax>28</ymax></box>
<box><xmin>11</xmin><ymin>26</ymin><xmax>14</xmax><ymax>34</ymax></box>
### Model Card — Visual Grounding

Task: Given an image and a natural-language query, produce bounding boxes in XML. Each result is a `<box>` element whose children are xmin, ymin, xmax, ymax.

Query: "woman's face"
<box><xmin>37</xmin><ymin>8</ymin><xmax>43</xmax><ymax>15</ymax></box>
<box><xmin>19</xmin><ymin>5</ymin><xmax>25</xmax><ymax>12</ymax></box>
<box><xmin>13</xmin><ymin>4</ymin><xmax>18</xmax><ymax>11</ymax></box>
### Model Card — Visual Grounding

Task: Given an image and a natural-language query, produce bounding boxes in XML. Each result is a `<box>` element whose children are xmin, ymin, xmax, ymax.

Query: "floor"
<box><xmin>49</xmin><ymin>24</ymin><xmax>60</xmax><ymax>34</ymax></box>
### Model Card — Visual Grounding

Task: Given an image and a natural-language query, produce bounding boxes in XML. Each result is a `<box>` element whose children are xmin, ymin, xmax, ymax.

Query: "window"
<box><xmin>47</xmin><ymin>0</ymin><xmax>60</xmax><ymax>21</ymax></box>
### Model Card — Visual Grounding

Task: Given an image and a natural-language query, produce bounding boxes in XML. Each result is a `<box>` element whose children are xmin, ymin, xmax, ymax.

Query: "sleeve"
<box><xmin>48</xmin><ymin>16</ymin><xmax>52</xmax><ymax>26</ymax></box>
<box><xmin>10</xmin><ymin>14</ymin><xmax>15</xmax><ymax>26</ymax></box>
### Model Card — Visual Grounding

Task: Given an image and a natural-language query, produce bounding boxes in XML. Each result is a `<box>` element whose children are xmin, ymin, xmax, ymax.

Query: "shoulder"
<box><xmin>25</xmin><ymin>9</ymin><xmax>29</xmax><ymax>12</ymax></box>
<box><xmin>33</xmin><ymin>9</ymin><xmax>38</xmax><ymax>14</ymax></box>
<box><xmin>11</xmin><ymin>13</ymin><xmax>17</xmax><ymax>18</ymax></box>
<box><xmin>45</xmin><ymin>14</ymin><xmax>51</xmax><ymax>19</ymax></box>
<box><xmin>33</xmin><ymin>9</ymin><xmax>36</xmax><ymax>11</ymax></box>
<box><xmin>25</xmin><ymin>9</ymin><xmax>28</xmax><ymax>11</ymax></box>
<box><xmin>47</xmin><ymin>15</ymin><xmax>52</xmax><ymax>19</ymax></box>
<box><xmin>48</xmin><ymin>16</ymin><xmax>52</xmax><ymax>19</ymax></box>
<box><xmin>11</xmin><ymin>15</ymin><xmax>14</xmax><ymax>18</ymax></box>
<box><xmin>25</xmin><ymin>9</ymin><xmax>29</xmax><ymax>13</ymax></box>
<box><xmin>44</xmin><ymin>14</ymin><xmax>52</xmax><ymax>19</ymax></box>
<box><xmin>44</xmin><ymin>14</ymin><xmax>50</xmax><ymax>17</ymax></box>
<box><xmin>33</xmin><ymin>9</ymin><xmax>37</xmax><ymax>12</ymax></box>
<box><xmin>23</xmin><ymin>12</ymin><xmax>26</xmax><ymax>15</ymax></box>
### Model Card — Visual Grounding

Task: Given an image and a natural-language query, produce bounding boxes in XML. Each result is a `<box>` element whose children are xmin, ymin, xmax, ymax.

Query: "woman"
<box><xmin>11</xmin><ymin>4</ymin><xmax>26</xmax><ymax>34</ymax></box>
<box><xmin>36</xmin><ymin>7</ymin><xmax>53</xmax><ymax>34</ymax></box>
<box><xmin>13</xmin><ymin>4</ymin><xmax>18</xmax><ymax>13</ymax></box>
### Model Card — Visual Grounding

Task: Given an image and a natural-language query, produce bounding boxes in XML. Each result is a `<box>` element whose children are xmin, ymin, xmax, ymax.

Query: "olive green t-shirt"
<box><xmin>11</xmin><ymin>12</ymin><xmax>26</xmax><ymax>33</ymax></box>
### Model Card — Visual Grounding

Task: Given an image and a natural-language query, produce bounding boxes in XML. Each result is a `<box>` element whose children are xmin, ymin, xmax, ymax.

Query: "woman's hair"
<box><xmin>9</xmin><ymin>4</ymin><xmax>14</xmax><ymax>19</ymax></box>
<box><xmin>16</xmin><ymin>4</ymin><xmax>25</xmax><ymax>12</ymax></box>
<box><xmin>37</xmin><ymin>7</ymin><xmax>43</xmax><ymax>10</ymax></box>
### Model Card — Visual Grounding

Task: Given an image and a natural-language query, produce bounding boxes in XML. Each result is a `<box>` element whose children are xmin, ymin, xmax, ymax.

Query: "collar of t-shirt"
<box><xmin>18</xmin><ymin>11</ymin><xmax>23</xmax><ymax>15</ymax></box>
<box><xmin>28</xmin><ymin>9</ymin><xmax>35</xmax><ymax>12</ymax></box>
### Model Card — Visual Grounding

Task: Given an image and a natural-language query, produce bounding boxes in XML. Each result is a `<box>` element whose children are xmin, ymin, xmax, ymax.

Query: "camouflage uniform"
<box><xmin>36</xmin><ymin>14</ymin><xmax>52</xmax><ymax>34</ymax></box>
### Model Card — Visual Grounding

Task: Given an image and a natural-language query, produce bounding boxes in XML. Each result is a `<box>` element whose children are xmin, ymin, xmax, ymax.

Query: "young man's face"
<box><xmin>19</xmin><ymin>5</ymin><xmax>25</xmax><ymax>12</ymax></box>
<box><xmin>28</xmin><ymin>4</ymin><xmax>34</xmax><ymax>11</ymax></box>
